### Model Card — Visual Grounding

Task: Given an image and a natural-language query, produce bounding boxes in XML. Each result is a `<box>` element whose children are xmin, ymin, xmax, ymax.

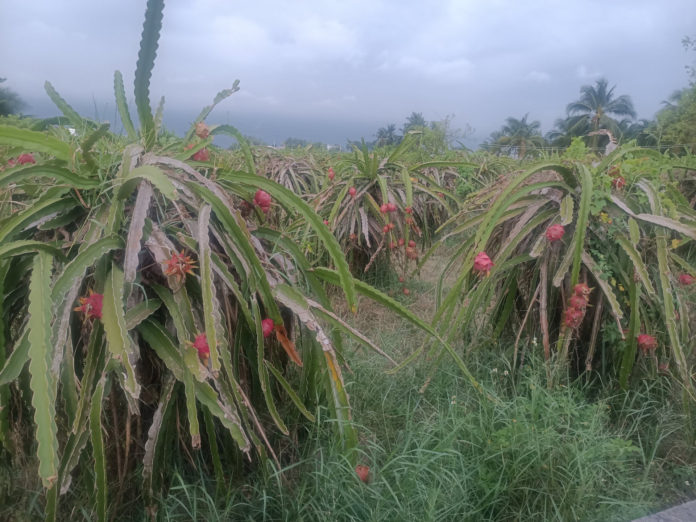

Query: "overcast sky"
<box><xmin>2</xmin><ymin>0</ymin><xmax>695</xmax><ymax>146</ymax></box>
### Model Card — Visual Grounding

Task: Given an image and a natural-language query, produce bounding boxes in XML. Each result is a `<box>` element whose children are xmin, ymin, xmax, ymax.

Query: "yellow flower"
<box><xmin>599</xmin><ymin>212</ymin><xmax>612</xmax><ymax>224</ymax></box>
<box><xmin>672</xmin><ymin>239</ymin><xmax>681</xmax><ymax>249</ymax></box>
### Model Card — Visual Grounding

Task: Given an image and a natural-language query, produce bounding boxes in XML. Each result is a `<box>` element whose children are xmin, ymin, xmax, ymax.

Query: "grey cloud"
<box><xmin>2</xmin><ymin>0</ymin><xmax>695</xmax><ymax>146</ymax></box>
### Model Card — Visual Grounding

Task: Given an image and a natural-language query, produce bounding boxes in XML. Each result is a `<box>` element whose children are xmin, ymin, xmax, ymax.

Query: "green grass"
<box><xmin>156</xmin><ymin>347</ymin><xmax>685</xmax><ymax>522</ymax></box>
<box><xmin>1</xmin><ymin>318</ymin><xmax>692</xmax><ymax>521</ymax></box>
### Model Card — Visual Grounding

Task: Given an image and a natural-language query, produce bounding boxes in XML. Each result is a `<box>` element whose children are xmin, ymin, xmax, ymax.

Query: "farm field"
<box><xmin>1</xmin><ymin>1</ymin><xmax>696</xmax><ymax>521</ymax></box>
<box><xmin>146</xmin><ymin>250</ymin><xmax>696</xmax><ymax>522</ymax></box>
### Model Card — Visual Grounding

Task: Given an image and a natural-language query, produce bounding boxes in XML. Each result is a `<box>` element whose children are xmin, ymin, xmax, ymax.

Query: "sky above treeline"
<box><xmin>2</xmin><ymin>0</ymin><xmax>695</xmax><ymax>147</ymax></box>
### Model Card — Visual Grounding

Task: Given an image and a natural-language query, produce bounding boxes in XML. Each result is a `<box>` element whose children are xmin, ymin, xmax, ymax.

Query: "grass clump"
<box><xmin>159</xmin><ymin>353</ymin><xmax>661</xmax><ymax>522</ymax></box>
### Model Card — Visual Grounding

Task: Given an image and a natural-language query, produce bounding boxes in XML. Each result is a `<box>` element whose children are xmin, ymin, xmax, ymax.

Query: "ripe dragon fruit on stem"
<box><xmin>74</xmin><ymin>291</ymin><xmax>103</xmax><ymax>320</ymax></box>
<box><xmin>545</xmin><ymin>224</ymin><xmax>565</xmax><ymax>242</ymax></box>
<box><xmin>16</xmin><ymin>153</ymin><xmax>36</xmax><ymax>165</ymax></box>
<box><xmin>473</xmin><ymin>252</ymin><xmax>493</xmax><ymax>277</ymax></box>
<box><xmin>164</xmin><ymin>250</ymin><xmax>196</xmax><ymax>283</ymax></box>
<box><xmin>637</xmin><ymin>334</ymin><xmax>657</xmax><ymax>355</ymax></box>
<box><xmin>191</xmin><ymin>148</ymin><xmax>210</xmax><ymax>162</ymax></box>
<box><xmin>678</xmin><ymin>273</ymin><xmax>694</xmax><ymax>286</ymax></box>
<box><xmin>355</xmin><ymin>465</ymin><xmax>370</xmax><ymax>483</ymax></box>
<box><xmin>568</xmin><ymin>294</ymin><xmax>588</xmax><ymax>310</ymax></box>
<box><xmin>573</xmin><ymin>283</ymin><xmax>592</xmax><ymax>297</ymax></box>
<box><xmin>193</xmin><ymin>333</ymin><xmax>210</xmax><ymax>359</ymax></box>
<box><xmin>261</xmin><ymin>318</ymin><xmax>274</xmax><ymax>338</ymax></box>
<box><xmin>563</xmin><ymin>307</ymin><xmax>584</xmax><ymax>329</ymax></box>
<box><xmin>254</xmin><ymin>189</ymin><xmax>272</xmax><ymax>213</ymax></box>
<box><xmin>611</xmin><ymin>176</ymin><xmax>626</xmax><ymax>190</ymax></box>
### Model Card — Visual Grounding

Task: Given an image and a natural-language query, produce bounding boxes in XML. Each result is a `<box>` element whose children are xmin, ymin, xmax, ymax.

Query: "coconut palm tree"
<box><xmin>489</xmin><ymin>114</ymin><xmax>546</xmax><ymax>159</ymax></box>
<box><xmin>662</xmin><ymin>88</ymin><xmax>688</xmax><ymax>110</ymax></box>
<box><xmin>402</xmin><ymin>112</ymin><xmax>426</xmax><ymax>134</ymax></box>
<box><xmin>480</xmin><ymin>130</ymin><xmax>503</xmax><ymax>152</ymax></box>
<box><xmin>545</xmin><ymin>117</ymin><xmax>586</xmax><ymax>149</ymax></box>
<box><xmin>375</xmin><ymin>123</ymin><xmax>400</xmax><ymax>147</ymax></box>
<box><xmin>617</xmin><ymin>118</ymin><xmax>656</xmax><ymax>146</ymax></box>
<box><xmin>566</xmin><ymin>79</ymin><xmax>636</xmax><ymax>139</ymax></box>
